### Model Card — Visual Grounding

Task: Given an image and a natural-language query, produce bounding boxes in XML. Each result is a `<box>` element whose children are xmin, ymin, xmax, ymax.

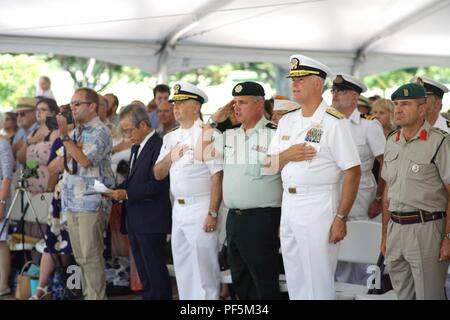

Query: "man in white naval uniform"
<box><xmin>411</xmin><ymin>76</ymin><xmax>449</xmax><ymax>133</ymax></box>
<box><xmin>266</xmin><ymin>55</ymin><xmax>361</xmax><ymax>299</ymax></box>
<box><xmin>154</xmin><ymin>82</ymin><xmax>223</xmax><ymax>300</ymax></box>
<box><xmin>331</xmin><ymin>74</ymin><xmax>386</xmax><ymax>285</ymax></box>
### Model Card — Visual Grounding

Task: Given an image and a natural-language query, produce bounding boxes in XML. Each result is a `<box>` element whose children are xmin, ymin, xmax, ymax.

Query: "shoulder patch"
<box><xmin>325</xmin><ymin>108</ymin><xmax>344</xmax><ymax>119</ymax></box>
<box><xmin>431</xmin><ymin>126</ymin><xmax>448</xmax><ymax>136</ymax></box>
<box><xmin>283</xmin><ymin>107</ymin><xmax>301</xmax><ymax>115</ymax></box>
<box><xmin>387</xmin><ymin>128</ymin><xmax>400</xmax><ymax>140</ymax></box>
<box><xmin>265</xmin><ymin>122</ymin><xmax>278</xmax><ymax>130</ymax></box>
<box><xmin>361</xmin><ymin>114</ymin><xmax>376</xmax><ymax>120</ymax></box>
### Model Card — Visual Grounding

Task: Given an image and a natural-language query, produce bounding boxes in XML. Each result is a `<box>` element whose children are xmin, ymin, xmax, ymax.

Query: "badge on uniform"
<box><xmin>252</xmin><ymin>144</ymin><xmax>268</xmax><ymax>153</ymax></box>
<box><xmin>305</xmin><ymin>127</ymin><xmax>323</xmax><ymax>143</ymax></box>
<box><xmin>411</xmin><ymin>164</ymin><xmax>420</xmax><ymax>173</ymax></box>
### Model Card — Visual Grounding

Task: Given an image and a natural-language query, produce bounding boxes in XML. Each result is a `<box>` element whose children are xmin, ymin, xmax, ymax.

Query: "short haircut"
<box><xmin>40</xmin><ymin>76</ymin><xmax>51</xmax><ymax>84</ymax></box>
<box><xmin>153</xmin><ymin>84</ymin><xmax>170</xmax><ymax>97</ymax></box>
<box><xmin>74</xmin><ymin>87</ymin><xmax>99</xmax><ymax>112</ymax></box>
<box><xmin>36</xmin><ymin>98</ymin><xmax>59</xmax><ymax>115</ymax></box>
<box><xmin>119</xmin><ymin>104</ymin><xmax>151</xmax><ymax>128</ymax></box>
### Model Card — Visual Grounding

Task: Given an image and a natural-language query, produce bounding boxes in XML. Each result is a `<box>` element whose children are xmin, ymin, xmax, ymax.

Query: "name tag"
<box><xmin>281</xmin><ymin>135</ymin><xmax>290</xmax><ymax>141</ymax></box>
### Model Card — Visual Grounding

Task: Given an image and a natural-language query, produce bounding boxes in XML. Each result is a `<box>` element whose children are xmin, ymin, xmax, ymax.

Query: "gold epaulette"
<box><xmin>325</xmin><ymin>108</ymin><xmax>344</xmax><ymax>119</ymax></box>
<box><xmin>361</xmin><ymin>113</ymin><xmax>376</xmax><ymax>120</ymax></box>
<box><xmin>446</xmin><ymin>120</ymin><xmax>450</xmax><ymax>128</ymax></box>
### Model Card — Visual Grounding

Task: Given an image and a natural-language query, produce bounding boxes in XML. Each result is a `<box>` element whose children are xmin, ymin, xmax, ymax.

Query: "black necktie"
<box><xmin>71</xmin><ymin>125</ymin><xmax>85</xmax><ymax>174</ymax></box>
<box><xmin>131</xmin><ymin>144</ymin><xmax>140</xmax><ymax>169</ymax></box>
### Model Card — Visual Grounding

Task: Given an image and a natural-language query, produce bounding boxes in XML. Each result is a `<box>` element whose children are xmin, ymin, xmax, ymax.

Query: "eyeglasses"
<box><xmin>70</xmin><ymin>101</ymin><xmax>93</xmax><ymax>107</ymax></box>
<box><xmin>331</xmin><ymin>87</ymin><xmax>348</xmax><ymax>95</ymax></box>
<box><xmin>17</xmin><ymin>111</ymin><xmax>32</xmax><ymax>117</ymax></box>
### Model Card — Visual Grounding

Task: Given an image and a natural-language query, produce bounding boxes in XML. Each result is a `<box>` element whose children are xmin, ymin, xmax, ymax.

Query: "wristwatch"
<box><xmin>62</xmin><ymin>134</ymin><xmax>71</xmax><ymax>142</ymax></box>
<box><xmin>208</xmin><ymin>211</ymin><xmax>218</xmax><ymax>218</ymax></box>
<box><xmin>208</xmin><ymin>117</ymin><xmax>218</xmax><ymax>129</ymax></box>
<box><xmin>336</xmin><ymin>213</ymin><xmax>348</xmax><ymax>222</ymax></box>
<box><xmin>444</xmin><ymin>232</ymin><xmax>450</xmax><ymax>240</ymax></box>
<box><xmin>375</xmin><ymin>196</ymin><xmax>382</xmax><ymax>202</ymax></box>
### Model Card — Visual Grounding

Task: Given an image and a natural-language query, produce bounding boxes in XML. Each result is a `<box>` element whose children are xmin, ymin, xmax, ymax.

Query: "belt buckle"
<box><xmin>288</xmin><ymin>187</ymin><xmax>296</xmax><ymax>194</ymax></box>
<box><xmin>418</xmin><ymin>210</ymin><xmax>425</xmax><ymax>223</ymax></box>
<box><xmin>177</xmin><ymin>198</ymin><xmax>185</xmax><ymax>205</ymax></box>
<box><xmin>235</xmin><ymin>209</ymin><xmax>242</xmax><ymax>216</ymax></box>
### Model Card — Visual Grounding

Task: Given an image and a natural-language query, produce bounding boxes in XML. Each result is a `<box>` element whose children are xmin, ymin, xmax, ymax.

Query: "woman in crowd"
<box><xmin>372</xmin><ymin>98</ymin><xmax>396</xmax><ymax>138</ymax></box>
<box><xmin>30</xmin><ymin>105</ymin><xmax>74</xmax><ymax>300</ymax></box>
<box><xmin>17</xmin><ymin>98</ymin><xmax>59</xmax><ymax>194</ymax></box>
<box><xmin>0</xmin><ymin>128</ymin><xmax>15</xmax><ymax>296</ymax></box>
<box><xmin>2</xmin><ymin>112</ymin><xmax>18</xmax><ymax>145</ymax></box>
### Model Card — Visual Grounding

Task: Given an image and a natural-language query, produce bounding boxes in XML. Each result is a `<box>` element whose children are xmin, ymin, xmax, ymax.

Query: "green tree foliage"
<box><xmin>0</xmin><ymin>54</ymin><xmax>42</xmax><ymax>109</ymax></box>
<box><xmin>48</xmin><ymin>55</ymin><xmax>123</xmax><ymax>92</ymax></box>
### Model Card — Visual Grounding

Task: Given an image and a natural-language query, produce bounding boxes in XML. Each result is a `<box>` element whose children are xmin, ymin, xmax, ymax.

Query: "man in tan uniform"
<box><xmin>381</xmin><ymin>83</ymin><xmax>450</xmax><ymax>300</ymax></box>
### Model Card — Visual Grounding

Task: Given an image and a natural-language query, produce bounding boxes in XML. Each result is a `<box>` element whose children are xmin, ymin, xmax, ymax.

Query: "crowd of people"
<box><xmin>0</xmin><ymin>55</ymin><xmax>449</xmax><ymax>300</ymax></box>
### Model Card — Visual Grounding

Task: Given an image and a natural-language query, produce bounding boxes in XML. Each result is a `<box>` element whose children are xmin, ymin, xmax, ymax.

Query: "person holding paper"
<box><xmin>105</xmin><ymin>104</ymin><xmax>172</xmax><ymax>300</ymax></box>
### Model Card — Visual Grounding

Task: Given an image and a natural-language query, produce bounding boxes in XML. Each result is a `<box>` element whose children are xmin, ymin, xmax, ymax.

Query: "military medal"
<box><xmin>305</xmin><ymin>127</ymin><xmax>323</xmax><ymax>143</ymax></box>
<box><xmin>411</xmin><ymin>164</ymin><xmax>420</xmax><ymax>173</ymax></box>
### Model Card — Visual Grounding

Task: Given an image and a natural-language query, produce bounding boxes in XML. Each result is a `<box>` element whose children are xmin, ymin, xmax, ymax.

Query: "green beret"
<box><xmin>232</xmin><ymin>82</ymin><xmax>265</xmax><ymax>97</ymax></box>
<box><xmin>391</xmin><ymin>83</ymin><xmax>426</xmax><ymax>101</ymax></box>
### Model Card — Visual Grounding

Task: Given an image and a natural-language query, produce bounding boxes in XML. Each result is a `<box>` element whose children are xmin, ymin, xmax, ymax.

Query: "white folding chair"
<box><xmin>335</xmin><ymin>220</ymin><xmax>395</xmax><ymax>300</ymax></box>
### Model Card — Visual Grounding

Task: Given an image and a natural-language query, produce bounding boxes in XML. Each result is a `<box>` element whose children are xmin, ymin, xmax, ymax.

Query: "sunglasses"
<box><xmin>17</xmin><ymin>111</ymin><xmax>33</xmax><ymax>117</ymax></box>
<box><xmin>70</xmin><ymin>101</ymin><xmax>93</xmax><ymax>107</ymax></box>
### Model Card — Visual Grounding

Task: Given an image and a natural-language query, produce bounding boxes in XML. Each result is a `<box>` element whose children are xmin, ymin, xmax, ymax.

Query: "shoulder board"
<box><xmin>387</xmin><ymin>128</ymin><xmax>400</xmax><ymax>140</ymax></box>
<box><xmin>430</xmin><ymin>126</ymin><xmax>448</xmax><ymax>136</ymax></box>
<box><xmin>446</xmin><ymin>120</ymin><xmax>450</xmax><ymax>128</ymax></box>
<box><xmin>361</xmin><ymin>113</ymin><xmax>376</xmax><ymax>120</ymax></box>
<box><xmin>325</xmin><ymin>108</ymin><xmax>344</xmax><ymax>119</ymax></box>
<box><xmin>265</xmin><ymin>122</ymin><xmax>278</xmax><ymax>129</ymax></box>
<box><xmin>283</xmin><ymin>107</ymin><xmax>301</xmax><ymax>115</ymax></box>
<box><xmin>169</xmin><ymin>126</ymin><xmax>179</xmax><ymax>133</ymax></box>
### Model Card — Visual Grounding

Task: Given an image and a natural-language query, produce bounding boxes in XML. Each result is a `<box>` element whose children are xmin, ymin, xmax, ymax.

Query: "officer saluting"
<box><xmin>381</xmin><ymin>83</ymin><xmax>450</xmax><ymax>300</ymax></box>
<box><xmin>410</xmin><ymin>76</ymin><xmax>450</xmax><ymax>133</ymax></box>
<box><xmin>266</xmin><ymin>55</ymin><xmax>361</xmax><ymax>299</ymax></box>
<box><xmin>154</xmin><ymin>82</ymin><xmax>223</xmax><ymax>300</ymax></box>
<box><xmin>197</xmin><ymin>81</ymin><xmax>282</xmax><ymax>300</ymax></box>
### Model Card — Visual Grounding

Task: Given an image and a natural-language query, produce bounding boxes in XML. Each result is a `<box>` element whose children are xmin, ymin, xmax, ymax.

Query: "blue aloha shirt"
<box><xmin>61</xmin><ymin>117</ymin><xmax>115</xmax><ymax>214</ymax></box>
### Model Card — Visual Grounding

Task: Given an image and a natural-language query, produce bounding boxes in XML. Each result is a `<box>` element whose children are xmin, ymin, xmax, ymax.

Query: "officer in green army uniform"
<box><xmin>197</xmin><ymin>81</ymin><xmax>282</xmax><ymax>300</ymax></box>
<box><xmin>381</xmin><ymin>83</ymin><xmax>450</xmax><ymax>300</ymax></box>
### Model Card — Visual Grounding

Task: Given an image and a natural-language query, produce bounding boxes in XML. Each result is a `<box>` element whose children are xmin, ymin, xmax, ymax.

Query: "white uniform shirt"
<box><xmin>347</xmin><ymin>109</ymin><xmax>385</xmax><ymax>188</ymax></box>
<box><xmin>156</xmin><ymin>119</ymin><xmax>223</xmax><ymax>198</ymax></box>
<box><xmin>268</xmin><ymin>100</ymin><xmax>361</xmax><ymax>187</ymax></box>
<box><xmin>434</xmin><ymin>114</ymin><xmax>450</xmax><ymax>133</ymax></box>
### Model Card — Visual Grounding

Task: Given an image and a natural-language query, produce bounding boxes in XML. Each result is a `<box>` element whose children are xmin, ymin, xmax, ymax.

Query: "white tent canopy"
<box><xmin>1</xmin><ymin>0</ymin><xmax>450</xmax><ymax>81</ymax></box>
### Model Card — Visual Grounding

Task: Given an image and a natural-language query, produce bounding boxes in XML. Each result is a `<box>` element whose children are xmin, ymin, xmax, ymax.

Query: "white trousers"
<box><xmin>280</xmin><ymin>185</ymin><xmax>340</xmax><ymax>300</ymax></box>
<box><xmin>171</xmin><ymin>196</ymin><xmax>221</xmax><ymax>300</ymax></box>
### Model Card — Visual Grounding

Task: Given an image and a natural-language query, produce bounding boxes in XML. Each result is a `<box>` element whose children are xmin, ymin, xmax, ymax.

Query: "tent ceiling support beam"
<box><xmin>351</xmin><ymin>0</ymin><xmax>450</xmax><ymax>75</ymax></box>
<box><xmin>156</xmin><ymin>0</ymin><xmax>230</xmax><ymax>81</ymax></box>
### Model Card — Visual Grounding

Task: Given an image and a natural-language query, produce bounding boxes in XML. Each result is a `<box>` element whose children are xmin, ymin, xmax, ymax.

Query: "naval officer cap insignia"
<box><xmin>287</xmin><ymin>54</ymin><xmax>332</xmax><ymax>79</ymax></box>
<box><xmin>332</xmin><ymin>73</ymin><xmax>367</xmax><ymax>94</ymax></box>
<box><xmin>410</xmin><ymin>76</ymin><xmax>449</xmax><ymax>99</ymax></box>
<box><xmin>169</xmin><ymin>81</ymin><xmax>208</xmax><ymax>104</ymax></box>
<box><xmin>232</xmin><ymin>81</ymin><xmax>265</xmax><ymax>97</ymax></box>
<box><xmin>391</xmin><ymin>83</ymin><xmax>426</xmax><ymax>101</ymax></box>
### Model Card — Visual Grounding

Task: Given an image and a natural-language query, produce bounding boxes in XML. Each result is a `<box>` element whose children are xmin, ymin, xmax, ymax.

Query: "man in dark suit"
<box><xmin>106</xmin><ymin>104</ymin><xmax>172</xmax><ymax>300</ymax></box>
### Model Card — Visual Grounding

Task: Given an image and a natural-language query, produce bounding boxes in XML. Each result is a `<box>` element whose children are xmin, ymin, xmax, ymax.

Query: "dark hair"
<box><xmin>5</xmin><ymin>112</ymin><xmax>18</xmax><ymax>131</ymax></box>
<box><xmin>74</xmin><ymin>87</ymin><xmax>99</xmax><ymax>112</ymax></box>
<box><xmin>105</xmin><ymin>93</ymin><xmax>119</xmax><ymax>108</ymax></box>
<box><xmin>37</xmin><ymin>98</ymin><xmax>59</xmax><ymax>115</ymax></box>
<box><xmin>153</xmin><ymin>84</ymin><xmax>170</xmax><ymax>97</ymax></box>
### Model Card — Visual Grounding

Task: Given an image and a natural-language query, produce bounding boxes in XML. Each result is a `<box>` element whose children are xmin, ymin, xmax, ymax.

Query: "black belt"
<box><xmin>229</xmin><ymin>207</ymin><xmax>280</xmax><ymax>216</ymax></box>
<box><xmin>391</xmin><ymin>211</ymin><xmax>446</xmax><ymax>225</ymax></box>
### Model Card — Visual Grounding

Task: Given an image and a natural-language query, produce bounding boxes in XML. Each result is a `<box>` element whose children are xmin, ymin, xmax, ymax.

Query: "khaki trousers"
<box><xmin>67</xmin><ymin>211</ymin><xmax>108</xmax><ymax>300</ymax></box>
<box><xmin>385</xmin><ymin>218</ymin><xmax>449</xmax><ymax>300</ymax></box>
